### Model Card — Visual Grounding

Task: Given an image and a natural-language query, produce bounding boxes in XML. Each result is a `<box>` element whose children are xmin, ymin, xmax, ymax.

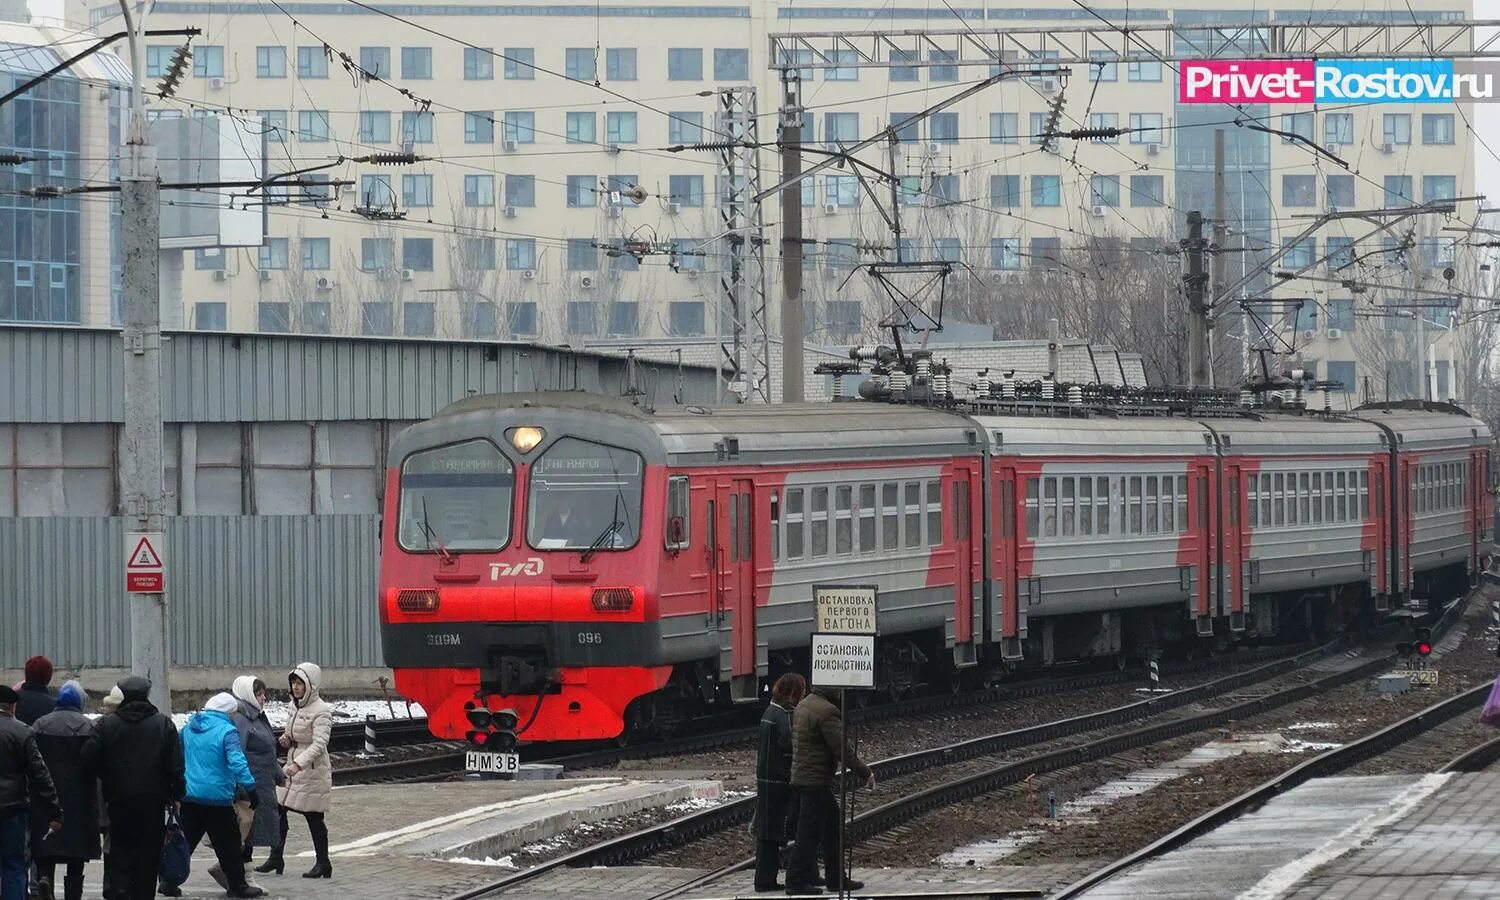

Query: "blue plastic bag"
<box><xmin>160</xmin><ymin>809</ymin><xmax>190</xmax><ymax>888</ymax></box>
<box><xmin>1480</xmin><ymin>674</ymin><xmax>1500</xmax><ymax>728</ymax></box>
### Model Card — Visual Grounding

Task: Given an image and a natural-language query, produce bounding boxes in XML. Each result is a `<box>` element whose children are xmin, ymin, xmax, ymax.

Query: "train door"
<box><xmin>1471</xmin><ymin>448</ymin><xmax>1485</xmax><ymax>573</ymax></box>
<box><xmin>1193</xmin><ymin>462</ymin><xmax>1215</xmax><ymax>635</ymax></box>
<box><xmin>714</xmin><ymin>478</ymin><xmax>757</xmax><ymax>701</ymax></box>
<box><xmin>1397</xmin><ymin>456</ymin><xmax>1413</xmax><ymax>599</ymax></box>
<box><xmin>1223</xmin><ymin>463</ymin><xmax>1247</xmax><ymax>626</ymax></box>
<box><xmin>993</xmin><ymin>465</ymin><xmax>1022</xmax><ymax>659</ymax></box>
<box><xmin>1371</xmin><ymin>456</ymin><xmax>1389</xmax><ymax>606</ymax></box>
<box><xmin>952</xmin><ymin>465</ymin><xmax>975</xmax><ymax>660</ymax></box>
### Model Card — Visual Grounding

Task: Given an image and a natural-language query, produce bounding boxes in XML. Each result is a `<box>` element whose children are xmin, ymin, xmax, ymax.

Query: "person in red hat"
<box><xmin>16</xmin><ymin>658</ymin><xmax>54</xmax><ymax>727</ymax></box>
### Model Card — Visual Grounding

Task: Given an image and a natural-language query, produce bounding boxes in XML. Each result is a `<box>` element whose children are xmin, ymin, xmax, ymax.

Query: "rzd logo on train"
<box><xmin>489</xmin><ymin>558</ymin><xmax>545</xmax><ymax>579</ymax></box>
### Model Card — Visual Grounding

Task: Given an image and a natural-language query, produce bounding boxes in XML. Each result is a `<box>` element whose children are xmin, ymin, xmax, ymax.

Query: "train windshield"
<box><xmin>527</xmin><ymin>438</ymin><xmax>643</xmax><ymax>551</ymax></box>
<box><xmin>397</xmin><ymin>440</ymin><xmax>514</xmax><ymax>553</ymax></box>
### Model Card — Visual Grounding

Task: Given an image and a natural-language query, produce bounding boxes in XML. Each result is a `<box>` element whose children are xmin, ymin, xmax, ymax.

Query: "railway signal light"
<box><xmin>488</xmin><ymin>708</ymin><xmax>520</xmax><ymax>752</ymax></box>
<box><xmin>1414</xmin><ymin>627</ymin><xmax>1433</xmax><ymax>657</ymax></box>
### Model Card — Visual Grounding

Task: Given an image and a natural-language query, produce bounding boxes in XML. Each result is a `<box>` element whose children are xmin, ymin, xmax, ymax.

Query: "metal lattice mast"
<box><xmin>715</xmin><ymin>87</ymin><xmax>770</xmax><ymax>403</ymax></box>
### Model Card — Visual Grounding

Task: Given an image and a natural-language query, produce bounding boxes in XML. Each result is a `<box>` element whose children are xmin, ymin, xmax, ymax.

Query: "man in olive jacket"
<box><xmin>785</xmin><ymin>688</ymin><xmax>874</xmax><ymax>895</ymax></box>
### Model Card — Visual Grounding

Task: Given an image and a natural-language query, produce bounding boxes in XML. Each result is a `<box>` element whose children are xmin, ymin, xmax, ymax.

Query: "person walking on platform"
<box><xmin>222</xmin><ymin>678</ymin><xmax>281</xmax><ymax>877</ymax></box>
<box><xmin>0</xmin><ymin>685</ymin><xmax>59</xmax><ymax>900</ymax></box>
<box><xmin>82</xmin><ymin>676</ymin><xmax>183</xmax><ymax>900</ymax></box>
<box><xmin>16</xmin><ymin>658</ymin><xmax>55</xmax><ymax>727</ymax></box>
<box><xmin>784</xmin><ymin>688</ymin><xmax>875</xmax><ymax>896</ymax></box>
<box><xmin>29</xmin><ymin>681</ymin><xmax>98</xmax><ymax>900</ymax></box>
<box><xmin>179</xmin><ymin>694</ymin><xmax>263</xmax><ymax>899</ymax></box>
<box><xmin>752</xmin><ymin>674</ymin><xmax>806</xmax><ymax>892</ymax></box>
<box><xmin>259</xmin><ymin>663</ymin><xmax>333</xmax><ymax>880</ymax></box>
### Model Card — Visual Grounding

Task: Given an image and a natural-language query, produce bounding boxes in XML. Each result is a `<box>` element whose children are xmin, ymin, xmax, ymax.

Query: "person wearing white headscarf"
<box><xmin>226</xmin><ymin>678</ymin><xmax>281</xmax><ymax>861</ymax></box>
<box><xmin>178</xmin><ymin>693</ymin><xmax>263</xmax><ymax>898</ymax></box>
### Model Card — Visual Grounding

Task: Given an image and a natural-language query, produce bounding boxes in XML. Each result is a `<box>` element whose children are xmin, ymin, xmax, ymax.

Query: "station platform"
<box><xmin>1074</xmin><ymin>770</ymin><xmax>1500</xmax><ymax>899</ymax></box>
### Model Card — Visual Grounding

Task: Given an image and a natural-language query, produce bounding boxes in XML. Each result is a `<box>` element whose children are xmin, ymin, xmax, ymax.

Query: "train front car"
<box><xmin>379</xmin><ymin>393</ymin><xmax>668</xmax><ymax>744</ymax></box>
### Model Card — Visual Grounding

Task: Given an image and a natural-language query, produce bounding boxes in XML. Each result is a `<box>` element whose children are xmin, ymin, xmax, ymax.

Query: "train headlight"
<box><xmin>592</xmin><ymin>587</ymin><xmax>634</xmax><ymax>612</ymax></box>
<box><xmin>396</xmin><ymin>589</ymin><xmax>440</xmax><ymax>613</ymax></box>
<box><xmin>508</xmin><ymin>426</ymin><xmax>545</xmax><ymax>453</ymax></box>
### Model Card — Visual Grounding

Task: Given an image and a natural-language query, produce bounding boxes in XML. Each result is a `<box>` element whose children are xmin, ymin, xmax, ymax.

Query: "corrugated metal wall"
<box><xmin>0</xmin><ymin>516</ymin><xmax>383</xmax><ymax>669</ymax></box>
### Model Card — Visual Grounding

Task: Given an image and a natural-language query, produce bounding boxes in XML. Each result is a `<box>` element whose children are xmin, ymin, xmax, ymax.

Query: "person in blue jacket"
<box><xmin>179</xmin><ymin>693</ymin><xmax>264</xmax><ymax>899</ymax></box>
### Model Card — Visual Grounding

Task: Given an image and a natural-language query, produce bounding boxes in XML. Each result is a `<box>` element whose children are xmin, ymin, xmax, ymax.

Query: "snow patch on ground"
<box><xmin>1281</xmin><ymin>738</ymin><xmax>1344</xmax><ymax>754</ymax></box>
<box><xmin>162</xmin><ymin>699</ymin><xmax>426</xmax><ymax>730</ymax></box>
<box><xmin>449</xmin><ymin>855</ymin><xmax>517</xmax><ymax>868</ymax></box>
<box><xmin>1285</xmin><ymin>722</ymin><xmax>1338</xmax><ymax>731</ymax></box>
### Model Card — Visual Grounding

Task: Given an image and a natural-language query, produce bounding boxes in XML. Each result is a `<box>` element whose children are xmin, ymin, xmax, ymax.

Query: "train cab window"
<box><xmin>1041</xmin><ymin>478</ymin><xmax>1058</xmax><ymax>538</ymax></box>
<box><xmin>835</xmin><ymin>485</ymin><xmax>854</xmax><ymax>555</ymax></box>
<box><xmin>1024</xmin><ymin>478</ymin><xmax>1039</xmax><ymax>538</ymax></box>
<box><xmin>1248</xmin><ymin>477</ymin><xmax>1259</xmax><ymax>529</ymax></box>
<box><xmin>927</xmin><ymin>480</ymin><xmax>942</xmax><ymax>545</ymax></box>
<box><xmin>811</xmin><ymin>487</ymin><xmax>830</xmax><ymax>556</ymax></box>
<box><xmin>526</xmin><ymin>438</ymin><xmax>643</xmax><ymax>551</ymax></box>
<box><xmin>906</xmin><ymin>482</ymin><xmax>924</xmax><ymax>547</ymax></box>
<box><xmin>859</xmin><ymin>484</ymin><xmax>877</xmax><ymax>550</ymax></box>
<box><xmin>1078</xmin><ymin>477</ymin><xmax>1092</xmax><ymax>536</ymax></box>
<box><xmin>1271</xmin><ymin>473</ymin><xmax>1283</xmax><ymax>526</ymax></box>
<box><xmin>1127</xmin><ymin>476</ymin><xmax>1142</xmax><ymax>534</ymax></box>
<box><xmin>1145</xmin><ymin>476</ymin><xmax>1159</xmax><ymax>535</ymax></box>
<box><xmin>1162</xmin><ymin>477</ymin><xmax>1176</xmax><ymax>533</ymax></box>
<box><xmin>1176</xmin><ymin>475</ymin><xmax>1188</xmax><ymax>529</ymax></box>
<box><xmin>1298</xmin><ymin>473</ymin><xmax>1311</xmax><ymax>524</ymax></box>
<box><xmin>1061</xmin><ymin>478</ymin><xmax>1076</xmax><ymax>536</ymax></box>
<box><xmin>1258</xmin><ymin>474</ymin><xmax>1271</xmax><ymax>527</ymax></box>
<box><xmin>1311</xmin><ymin>473</ymin><xmax>1323</xmax><ymax>525</ymax></box>
<box><xmin>1336</xmin><ymin>472</ymin><xmax>1348</xmax><ymax>521</ymax></box>
<box><xmin>771</xmin><ymin>492</ymin><xmax>780</xmax><ymax>561</ymax></box>
<box><xmin>1360</xmin><ymin>471</ymin><xmax>1370</xmax><ymax>518</ymax></box>
<box><xmin>1323</xmin><ymin>472</ymin><xmax>1335</xmax><ymax>522</ymax></box>
<box><xmin>666</xmin><ymin>476</ymin><xmax>690</xmax><ymax>551</ymax></box>
<box><xmin>397</xmin><ymin>439</ymin><xmax>513</xmax><ymax>552</ymax></box>
<box><xmin>1286</xmin><ymin>475</ymin><xmax>1299</xmax><ymax>527</ymax></box>
<box><xmin>1097</xmin><ymin>477</ymin><xmax>1111</xmax><ymax>534</ymax></box>
<box><xmin>883</xmin><ymin>483</ymin><xmax>901</xmax><ymax>549</ymax></box>
<box><xmin>785</xmin><ymin>488</ymin><xmax>804</xmax><ymax>559</ymax></box>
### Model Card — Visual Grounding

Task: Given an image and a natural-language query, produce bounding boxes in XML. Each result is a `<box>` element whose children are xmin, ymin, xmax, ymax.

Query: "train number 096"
<box><xmin>577</xmin><ymin>632</ymin><xmax>604</xmax><ymax>645</ymax></box>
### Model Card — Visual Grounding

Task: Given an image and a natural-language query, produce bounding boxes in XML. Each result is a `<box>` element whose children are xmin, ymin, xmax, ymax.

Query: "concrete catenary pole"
<box><xmin>1213</xmin><ymin>129</ymin><xmax>1229</xmax><ymax>387</ymax></box>
<box><xmin>118</xmin><ymin>0</ymin><xmax>170</xmax><ymax>714</ymax></box>
<box><xmin>779</xmin><ymin>67</ymin><xmax>804</xmax><ymax>404</ymax></box>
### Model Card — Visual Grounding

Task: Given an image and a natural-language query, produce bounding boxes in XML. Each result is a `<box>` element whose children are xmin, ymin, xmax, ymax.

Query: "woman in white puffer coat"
<box><xmin>253</xmin><ymin>662</ymin><xmax>333</xmax><ymax>880</ymax></box>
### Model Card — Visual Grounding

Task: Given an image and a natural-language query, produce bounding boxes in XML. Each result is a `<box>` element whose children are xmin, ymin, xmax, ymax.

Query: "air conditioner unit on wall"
<box><xmin>666</xmin><ymin>202</ymin><xmax>680</xmax><ymax>215</ymax></box>
<box><xmin>1039</xmin><ymin>78</ymin><xmax>1058</xmax><ymax>93</ymax></box>
<box><xmin>1327</xmin><ymin>327</ymin><xmax>1343</xmax><ymax>340</ymax></box>
<box><xmin>401</xmin><ymin>269</ymin><xmax>414</xmax><ymax>281</ymax></box>
<box><xmin>1090</xmin><ymin>204</ymin><xmax>1107</xmax><ymax>217</ymax></box>
<box><xmin>213</xmin><ymin>270</ymin><xmax>228</xmax><ymax>282</ymax></box>
<box><xmin>316</xmin><ymin>276</ymin><xmax>335</xmax><ymax>291</ymax></box>
<box><xmin>927</xmin><ymin>142</ymin><xmax>942</xmax><ymax>154</ymax></box>
<box><xmin>823</xmin><ymin>203</ymin><xmax>837</xmax><ymax>214</ymax></box>
<box><xmin>1302</xmin><ymin>329</ymin><xmax>1317</xmax><ymax>340</ymax></box>
<box><xmin>580</xmin><ymin>274</ymin><xmax>595</xmax><ymax>289</ymax></box>
<box><xmin>258</xmin><ymin>270</ymin><xmax>272</xmax><ymax>282</ymax></box>
<box><xmin>503</xmin><ymin>140</ymin><xmax>518</xmax><ymax>152</ymax></box>
<box><xmin>209</xmin><ymin>77</ymin><xmax>224</xmax><ymax>91</ymax></box>
<box><xmin>1380</xmin><ymin>142</ymin><xmax>1395</xmax><ymax>154</ymax></box>
<box><xmin>503</xmin><ymin>206</ymin><xmax>518</xmax><ymax>219</ymax></box>
<box><xmin>1147</xmin><ymin>143</ymin><xmax>1160</xmax><ymax>156</ymax></box>
<box><xmin>522</xmin><ymin>269</ymin><xmax>536</xmax><ymax>281</ymax></box>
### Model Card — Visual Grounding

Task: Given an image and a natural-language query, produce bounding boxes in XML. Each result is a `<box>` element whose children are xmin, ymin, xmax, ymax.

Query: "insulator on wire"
<box><xmin>976</xmin><ymin>377</ymin><xmax>992</xmax><ymax>398</ymax></box>
<box><xmin>832</xmin><ymin>377</ymin><xmax>845</xmax><ymax>402</ymax></box>
<box><xmin>933</xmin><ymin>373</ymin><xmax>950</xmax><ymax>399</ymax></box>
<box><xmin>1001</xmin><ymin>374</ymin><xmax>1016</xmax><ymax>400</ymax></box>
<box><xmin>1041</xmin><ymin>377</ymin><xmax>1055</xmax><ymax>402</ymax></box>
<box><xmin>1240</xmin><ymin>390</ymin><xmax>1254</xmax><ymax>408</ymax></box>
<box><xmin>1068</xmin><ymin>385</ymin><xmax>1083</xmax><ymax>406</ymax></box>
<box><xmin>889</xmin><ymin>370</ymin><xmax>909</xmax><ymax>395</ymax></box>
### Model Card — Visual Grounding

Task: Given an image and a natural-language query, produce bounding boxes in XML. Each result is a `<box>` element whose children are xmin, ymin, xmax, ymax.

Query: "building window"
<box><xmin>258</xmin><ymin>302</ymin><xmax>290</xmax><ymax>333</ymax></box>
<box><xmin>670</xmin><ymin>174</ymin><xmax>704</xmax><ymax>207</ymax></box>
<box><xmin>464</xmin><ymin>174</ymin><xmax>495</xmax><ymax>207</ymax></box>
<box><xmin>566</xmin><ymin>300</ymin><xmax>596</xmax><ymax>335</ymax></box>
<box><xmin>194</xmin><ymin>302</ymin><xmax>227</xmax><ymax>330</ymax></box>
<box><xmin>566</xmin><ymin>175</ymin><xmax>595</xmax><ymax>207</ymax></box>
<box><xmin>296</xmin><ymin>46</ymin><xmax>327</xmax><ymax>79</ymax></box>
<box><xmin>297</xmin><ymin>110</ymin><xmax>329</xmax><ymax>142</ymax></box>
<box><xmin>1328</xmin><ymin>298</ymin><xmax>1355</xmax><ymax>330</ymax></box>
<box><xmin>464</xmin><ymin>112</ymin><xmax>494</xmax><ymax>144</ymax></box>
<box><xmin>255</xmin><ymin>46</ymin><xmax>286</xmax><ymax>78</ymax></box>
<box><xmin>359</xmin><ymin>46</ymin><xmax>390</xmax><ymax>78</ymax></box>
<box><xmin>567</xmin><ymin>239</ymin><xmax>596</xmax><ymax>270</ymax></box>
<box><xmin>1282</xmin><ymin>237</ymin><xmax>1315</xmax><ymax>268</ymax></box>
<box><xmin>361</xmin><ymin>238</ymin><xmax>391</xmax><ymax>271</ymax></box>
<box><xmin>889</xmin><ymin>48</ymin><xmax>917</xmax><ymax>81</ymax></box>
<box><xmin>1423</xmin><ymin>175</ymin><xmax>1456</xmax><ymax>202</ymax></box>
<box><xmin>502</xmin><ymin>47</ymin><xmax>534</xmax><ymax>80</ymax></box>
<box><xmin>1128</xmin><ymin>112</ymin><xmax>1163</xmax><ymax>144</ymax></box>
<box><xmin>302</xmin><ymin>238</ymin><xmax>331</xmax><ymax>271</ymax></box>
<box><xmin>606</xmin><ymin>48</ymin><xmax>637</xmax><ymax>81</ymax></box>
<box><xmin>1127</xmin><ymin>54</ymin><xmax>1161</xmax><ymax>81</ymax></box>
<box><xmin>258</xmin><ymin>238</ymin><xmax>289</xmax><ymax>271</ymax></box>
<box><xmin>819</xmin><ymin>47</ymin><xmax>857</xmax><ymax>81</ymax></box>
<box><xmin>1029</xmin><ymin>112</ymin><xmax>1048</xmax><ymax>144</ymax></box>
<box><xmin>566</xmin><ymin>112</ymin><xmax>596</xmax><ymax>144</ymax></box>
<box><xmin>400</xmin><ymin>111</ymin><xmax>433</xmax><ymax>143</ymax></box>
<box><xmin>1030</xmin><ymin>175</ymin><xmax>1060</xmax><ymax>207</ymax></box>
<box><xmin>1327</xmin><ymin>236</ymin><xmax>1355</xmax><ymax>271</ymax></box>
<box><xmin>506</xmin><ymin>239</ymin><xmax>537</xmax><ymax>271</ymax></box>
<box><xmin>930</xmin><ymin>112</ymin><xmax>958</xmax><ymax>143</ymax></box>
<box><xmin>667</xmin><ymin>112</ymin><xmax>704</xmax><ymax>146</ymax></box>
<box><xmin>1282</xmin><ymin>174</ymin><xmax>1316</xmax><ymax>207</ymax></box>
<box><xmin>1384</xmin><ymin>175</ymin><xmax>1413</xmax><ymax>206</ymax></box>
<box><xmin>667</xmin><ymin>48</ymin><xmax>703</xmax><ymax>80</ymax></box>
<box><xmin>1327</xmin><ymin>360</ymin><xmax>1356</xmax><ymax>393</ymax></box>
<box><xmin>929</xmin><ymin>50</ymin><xmax>957</xmax><ymax>82</ymax></box>
<box><xmin>933</xmin><ymin>238</ymin><xmax>960</xmax><ymax>262</ymax></box>
<box><xmin>715</xmin><ymin>48</ymin><xmax>749</xmax><ymax>81</ymax></box>
<box><xmin>930</xmin><ymin>174</ymin><xmax>958</xmax><ymax>204</ymax></box>
<box><xmin>1280</xmin><ymin>112</ymin><xmax>1313</xmax><ymax>142</ymax></box>
<box><xmin>193</xmin><ymin>249</ymin><xmax>224</xmax><ymax>271</ymax></box>
<box><xmin>891</xmin><ymin>112</ymin><xmax>918</xmax><ymax>143</ymax></box>
<box><xmin>669</xmin><ymin>301</ymin><xmax>705</xmax><ymax>335</ymax></box>
<box><xmin>608</xmin><ymin>301</ymin><xmax>638</xmax><ymax>336</ymax></box>
<box><xmin>1327</xmin><ymin>174</ymin><xmax>1355</xmax><ymax>209</ymax></box>
<box><xmin>673</xmin><ymin>237</ymin><xmax>707</xmax><ymax>270</ymax></box>
<box><xmin>1422</xmin><ymin>113</ymin><xmax>1455</xmax><ymax>145</ymax></box>
<box><xmin>504</xmin><ymin>175</ymin><xmax>535</xmax><ymax>208</ymax></box>
<box><xmin>503</xmin><ymin>111</ymin><xmax>536</xmax><ymax>144</ymax></box>
<box><xmin>360</xmin><ymin>174</ymin><xmax>394</xmax><ymax>208</ymax></box>
<box><xmin>192</xmin><ymin>45</ymin><xmax>224</xmax><ymax>78</ymax></box>
<box><xmin>470</xmin><ymin>302</ymin><xmax>497</xmax><ymax>337</ymax></box>
<box><xmin>606</xmin><ymin>111</ymin><xmax>637</xmax><ymax>144</ymax></box>
<box><xmin>401</xmin><ymin>47</ymin><xmax>432</xmax><ymax>79</ymax></box>
<box><xmin>824</xmin><ymin>112</ymin><xmax>858</xmax><ymax>145</ymax></box>
<box><xmin>258</xmin><ymin>110</ymin><xmax>289</xmax><ymax>143</ymax></box>
<box><xmin>1090</xmin><ymin>50</ymin><xmax>1118</xmax><ymax>82</ymax></box>
<box><xmin>403</xmin><ymin>302</ymin><xmax>435</xmax><ymax>337</ymax></box>
<box><xmin>1325</xmin><ymin>113</ymin><xmax>1354</xmax><ymax>144</ymax></box>
<box><xmin>1029</xmin><ymin>237</ymin><xmax>1062</xmax><ymax>269</ymax></box>
<box><xmin>565</xmin><ymin>48</ymin><xmax>596</xmax><ymax>81</ymax></box>
<box><xmin>361</xmin><ymin>302</ymin><xmax>392</xmax><ymax>336</ymax></box>
<box><xmin>358</xmin><ymin>111</ymin><xmax>391</xmax><ymax>143</ymax></box>
<box><xmin>1128</xmin><ymin>174</ymin><xmax>1163</xmax><ymax>207</ymax></box>
<box><xmin>990</xmin><ymin>112</ymin><xmax>1018</xmax><ymax>144</ymax></box>
<box><xmin>1383</xmin><ymin>113</ymin><xmax>1411</xmax><ymax>145</ymax></box>
<box><xmin>401</xmin><ymin>174</ymin><xmax>434</xmax><ymax>208</ymax></box>
<box><xmin>990</xmin><ymin>174</ymin><xmax>1020</xmax><ymax>208</ymax></box>
<box><xmin>402</xmin><ymin>238</ymin><xmax>434</xmax><ymax>271</ymax></box>
<box><xmin>507</xmin><ymin>302</ymin><xmax>538</xmax><ymax>335</ymax></box>
<box><xmin>825</xmin><ymin>175</ymin><xmax>859</xmax><ymax>208</ymax></box>
<box><xmin>991</xmin><ymin>238</ymin><xmax>1020</xmax><ymax>269</ymax></box>
<box><xmin>1087</xmin><ymin>112</ymin><xmax>1119</xmax><ymax>143</ymax></box>
<box><xmin>145</xmin><ymin>46</ymin><xmax>173</xmax><ymax>78</ymax></box>
<box><xmin>826</xmin><ymin>301</ymin><xmax>861</xmax><ymax>339</ymax></box>
<box><xmin>464</xmin><ymin>47</ymin><xmax>495</xmax><ymax>80</ymax></box>
<box><xmin>1090</xmin><ymin>175</ymin><xmax>1120</xmax><ymax>207</ymax></box>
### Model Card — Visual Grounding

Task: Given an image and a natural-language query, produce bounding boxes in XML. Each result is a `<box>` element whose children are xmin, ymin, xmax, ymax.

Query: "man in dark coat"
<box><xmin>785</xmin><ymin>688</ymin><xmax>874</xmax><ymax>896</ymax></box>
<box><xmin>751</xmin><ymin>674</ymin><xmax>806</xmax><ymax>892</ymax></box>
<box><xmin>82</xmin><ymin>676</ymin><xmax>184</xmax><ymax>900</ymax></box>
<box><xmin>0</xmin><ymin>684</ymin><xmax>60</xmax><ymax>900</ymax></box>
<box><xmin>30</xmin><ymin>681</ymin><xmax>98</xmax><ymax>900</ymax></box>
<box><xmin>15</xmin><ymin>657</ymin><xmax>55</xmax><ymax>727</ymax></box>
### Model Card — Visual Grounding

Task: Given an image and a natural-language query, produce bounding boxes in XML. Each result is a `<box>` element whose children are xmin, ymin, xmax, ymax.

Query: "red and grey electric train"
<box><xmin>378</xmin><ymin>391</ymin><xmax>1493</xmax><ymax>744</ymax></box>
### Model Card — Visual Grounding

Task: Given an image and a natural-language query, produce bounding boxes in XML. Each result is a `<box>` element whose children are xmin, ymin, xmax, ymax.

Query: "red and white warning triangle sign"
<box><xmin>125</xmin><ymin>531</ymin><xmax>165</xmax><ymax>593</ymax></box>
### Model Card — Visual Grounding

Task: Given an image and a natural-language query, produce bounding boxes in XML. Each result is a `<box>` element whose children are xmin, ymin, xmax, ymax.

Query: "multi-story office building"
<box><xmin>73</xmin><ymin>0</ymin><xmax>1475</xmax><ymax>401</ymax></box>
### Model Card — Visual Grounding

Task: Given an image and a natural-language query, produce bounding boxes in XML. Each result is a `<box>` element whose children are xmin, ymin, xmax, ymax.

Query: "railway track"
<box><xmin>438</xmin><ymin>603</ymin><xmax>1458</xmax><ymax>900</ymax></box>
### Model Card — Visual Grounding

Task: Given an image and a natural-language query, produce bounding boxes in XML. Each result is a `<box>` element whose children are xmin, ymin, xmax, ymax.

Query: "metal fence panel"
<box><xmin>1</xmin><ymin>515</ymin><xmax>383</xmax><ymax>670</ymax></box>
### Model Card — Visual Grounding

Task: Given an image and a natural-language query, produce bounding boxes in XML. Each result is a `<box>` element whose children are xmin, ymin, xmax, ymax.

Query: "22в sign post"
<box><xmin>811</xmin><ymin>585</ymin><xmax>876</xmax><ymax>900</ymax></box>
